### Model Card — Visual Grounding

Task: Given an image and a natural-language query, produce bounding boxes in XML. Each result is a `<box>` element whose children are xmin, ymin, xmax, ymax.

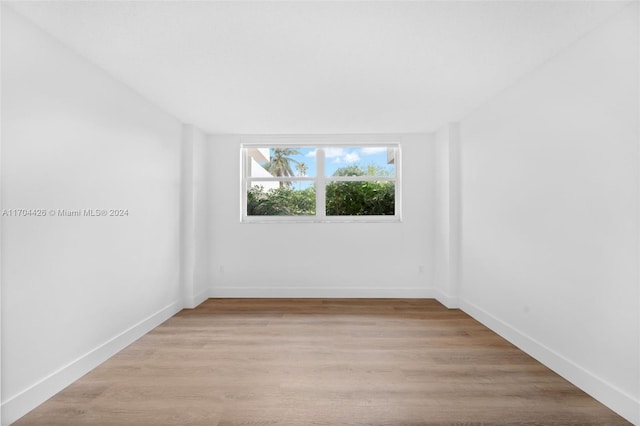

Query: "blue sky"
<box><xmin>260</xmin><ymin>147</ymin><xmax>394</xmax><ymax>178</ymax></box>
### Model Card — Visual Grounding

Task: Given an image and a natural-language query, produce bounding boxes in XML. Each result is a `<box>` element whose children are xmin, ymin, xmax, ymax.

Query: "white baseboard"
<box><xmin>193</xmin><ymin>288</ymin><xmax>210</xmax><ymax>307</ymax></box>
<box><xmin>183</xmin><ymin>288</ymin><xmax>210</xmax><ymax>309</ymax></box>
<box><xmin>433</xmin><ymin>289</ymin><xmax>460</xmax><ymax>309</ymax></box>
<box><xmin>1</xmin><ymin>300</ymin><xmax>183</xmax><ymax>426</ymax></box>
<box><xmin>210</xmin><ymin>286</ymin><xmax>436</xmax><ymax>299</ymax></box>
<box><xmin>459</xmin><ymin>299</ymin><xmax>640</xmax><ymax>425</ymax></box>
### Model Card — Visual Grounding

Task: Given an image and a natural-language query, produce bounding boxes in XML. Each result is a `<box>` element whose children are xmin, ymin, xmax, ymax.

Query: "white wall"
<box><xmin>1</xmin><ymin>8</ymin><xmax>183</xmax><ymax>425</ymax></box>
<box><xmin>433</xmin><ymin>123</ymin><xmax>461</xmax><ymax>308</ymax></box>
<box><xmin>455</xmin><ymin>3</ymin><xmax>639</xmax><ymax>423</ymax></box>
<box><xmin>193</xmin><ymin>129</ymin><xmax>211</xmax><ymax>305</ymax></box>
<box><xmin>180</xmin><ymin>125</ymin><xmax>210</xmax><ymax>308</ymax></box>
<box><xmin>208</xmin><ymin>134</ymin><xmax>434</xmax><ymax>297</ymax></box>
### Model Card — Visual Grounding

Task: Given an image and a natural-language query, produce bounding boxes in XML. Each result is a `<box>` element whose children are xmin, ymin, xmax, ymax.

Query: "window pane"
<box><xmin>325</xmin><ymin>181</ymin><xmax>395</xmax><ymax>216</ymax></box>
<box><xmin>324</xmin><ymin>147</ymin><xmax>395</xmax><ymax>177</ymax></box>
<box><xmin>247</xmin><ymin>182</ymin><xmax>316</xmax><ymax>216</ymax></box>
<box><xmin>247</xmin><ymin>147</ymin><xmax>316</xmax><ymax>178</ymax></box>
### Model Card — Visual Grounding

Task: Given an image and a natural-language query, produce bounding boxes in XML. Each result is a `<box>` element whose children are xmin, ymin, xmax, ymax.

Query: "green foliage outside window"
<box><xmin>247</xmin><ymin>164</ymin><xmax>395</xmax><ymax>216</ymax></box>
<box><xmin>325</xmin><ymin>181</ymin><xmax>394</xmax><ymax>216</ymax></box>
<box><xmin>247</xmin><ymin>186</ymin><xmax>316</xmax><ymax>216</ymax></box>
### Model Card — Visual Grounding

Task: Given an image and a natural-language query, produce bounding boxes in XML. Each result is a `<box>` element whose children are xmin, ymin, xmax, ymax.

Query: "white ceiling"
<box><xmin>6</xmin><ymin>1</ymin><xmax>630</xmax><ymax>134</ymax></box>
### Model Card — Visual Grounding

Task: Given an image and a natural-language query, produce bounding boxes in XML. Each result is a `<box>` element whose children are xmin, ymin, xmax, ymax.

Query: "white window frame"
<box><xmin>241</xmin><ymin>135</ymin><xmax>402</xmax><ymax>223</ymax></box>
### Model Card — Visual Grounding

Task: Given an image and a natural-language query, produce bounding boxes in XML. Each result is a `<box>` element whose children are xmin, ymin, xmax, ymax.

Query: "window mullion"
<box><xmin>248</xmin><ymin>177</ymin><xmax>316</xmax><ymax>182</ymax></box>
<box><xmin>326</xmin><ymin>176</ymin><xmax>396</xmax><ymax>182</ymax></box>
<box><xmin>316</xmin><ymin>148</ymin><xmax>326</xmax><ymax>218</ymax></box>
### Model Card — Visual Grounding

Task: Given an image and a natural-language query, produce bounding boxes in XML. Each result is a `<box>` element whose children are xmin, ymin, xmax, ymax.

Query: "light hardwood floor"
<box><xmin>14</xmin><ymin>299</ymin><xmax>631</xmax><ymax>425</ymax></box>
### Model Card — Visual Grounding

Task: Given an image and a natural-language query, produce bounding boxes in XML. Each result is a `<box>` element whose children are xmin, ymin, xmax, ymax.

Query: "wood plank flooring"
<box><xmin>14</xmin><ymin>299</ymin><xmax>631</xmax><ymax>425</ymax></box>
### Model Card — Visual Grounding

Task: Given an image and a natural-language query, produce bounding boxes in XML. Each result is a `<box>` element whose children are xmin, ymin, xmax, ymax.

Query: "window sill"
<box><xmin>241</xmin><ymin>215</ymin><xmax>402</xmax><ymax>224</ymax></box>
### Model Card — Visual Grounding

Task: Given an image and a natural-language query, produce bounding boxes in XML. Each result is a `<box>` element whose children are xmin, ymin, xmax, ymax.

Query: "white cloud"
<box><xmin>344</xmin><ymin>152</ymin><xmax>360</xmax><ymax>163</ymax></box>
<box><xmin>361</xmin><ymin>147</ymin><xmax>387</xmax><ymax>155</ymax></box>
<box><xmin>306</xmin><ymin>147</ymin><xmax>361</xmax><ymax>164</ymax></box>
<box><xmin>324</xmin><ymin>147</ymin><xmax>346</xmax><ymax>158</ymax></box>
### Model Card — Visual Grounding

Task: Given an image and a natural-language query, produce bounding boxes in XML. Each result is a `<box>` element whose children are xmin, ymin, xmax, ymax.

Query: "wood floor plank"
<box><xmin>13</xmin><ymin>299</ymin><xmax>631</xmax><ymax>425</ymax></box>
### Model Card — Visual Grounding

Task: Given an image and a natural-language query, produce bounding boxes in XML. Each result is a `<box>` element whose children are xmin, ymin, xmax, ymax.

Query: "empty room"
<box><xmin>1</xmin><ymin>1</ymin><xmax>639</xmax><ymax>425</ymax></box>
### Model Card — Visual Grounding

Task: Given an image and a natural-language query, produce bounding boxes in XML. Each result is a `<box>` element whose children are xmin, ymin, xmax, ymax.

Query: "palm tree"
<box><xmin>295</xmin><ymin>162</ymin><xmax>308</xmax><ymax>190</ymax></box>
<box><xmin>295</xmin><ymin>162</ymin><xmax>308</xmax><ymax>177</ymax></box>
<box><xmin>265</xmin><ymin>148</ymin><xmax>300</xmax><ymax>188</ymax></box>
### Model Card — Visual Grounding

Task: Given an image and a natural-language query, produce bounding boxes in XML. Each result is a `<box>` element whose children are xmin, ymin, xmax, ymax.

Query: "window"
<box><xmin>241</xmin><ymin>138</ymin><xmax>401</xmax><ymax>222</ymax></box>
